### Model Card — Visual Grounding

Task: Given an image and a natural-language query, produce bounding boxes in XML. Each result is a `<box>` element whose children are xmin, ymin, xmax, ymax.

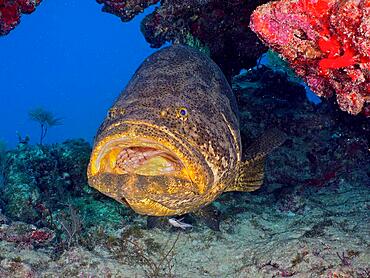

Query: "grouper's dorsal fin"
<box><xmin>225</xmin><ymin>128</ymin><xmax>287</xmax><ymax>192</ymax></box>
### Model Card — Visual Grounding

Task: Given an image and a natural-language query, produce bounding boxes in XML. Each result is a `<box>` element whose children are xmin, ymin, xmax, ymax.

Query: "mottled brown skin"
<box><xmin>88</xmin><ymin>45</ymin><xmax>263</xmax><ymax>216</ymax></box>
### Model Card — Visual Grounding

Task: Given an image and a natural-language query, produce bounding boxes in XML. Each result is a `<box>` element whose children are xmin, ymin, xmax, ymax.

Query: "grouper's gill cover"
<box><xmin>88</xmin><ymin>45</ymin><xmax>284</xmax><ymax>216</ymax></box>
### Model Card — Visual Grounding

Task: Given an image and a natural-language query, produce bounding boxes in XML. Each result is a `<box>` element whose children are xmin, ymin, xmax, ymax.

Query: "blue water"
<box><xmin>259</xmin><ymin>53</ymin><xmax>321</xmax><ymax>104</ymax></box>
<box><xmin>0</xmin><ymin>1</ymin><xmax>154</xmax><ymax>147</ymax></box>
<box><xmin>0</xmin><ymin>1</ymin><xmax>324</xmax><ymax>148</ymax></box>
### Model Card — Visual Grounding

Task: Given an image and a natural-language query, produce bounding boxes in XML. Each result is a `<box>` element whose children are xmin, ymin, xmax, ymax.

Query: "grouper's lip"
<box><xmin>89</xmin><ymin>170</ymin><xmax>203</xmax><ymax>214</ymax></box>
<box><xmin>90</xmin><ymin>171</ymin><xmax>203</xmax><ymax>216</ymax></box>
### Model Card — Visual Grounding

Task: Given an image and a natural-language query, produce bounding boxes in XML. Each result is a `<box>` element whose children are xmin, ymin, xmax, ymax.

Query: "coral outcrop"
<box><xmin>250</xmin><ymin>0</ymin><xmax>370</xmax><ymax>116</ymax></box>
<box><xmin>0</xmin><ymin>0</ymin><xmax>42</xmax><ymax>36</ymax></box>
<box><xmin>96</xmin><ymin>0</ymin><xmax>160</xmax><ymax>22</ymax></box>
<box><xmin>96</xmin><ymin>0</ymin><xmax>269</xmax><ymax>79</ymax></box>
<box><xmin>1</xmin><ymin>139</ymin><xmax>91</xmax><ymax>222</ymax></box>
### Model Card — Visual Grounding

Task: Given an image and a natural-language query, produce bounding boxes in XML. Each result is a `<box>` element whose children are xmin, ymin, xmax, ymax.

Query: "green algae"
<box><xmin>0</xmin><ymin>139</ymin><xmax>94</xmax><ymax>227</ymax></box>
<box><xmin>264</xmin><ymin>50</ymin><xmax>302</xmax><ymax>84</ymax></box>
<box><xmin>183</xmin><ymin>33</ymin><xmax>210</xmax><ymax>56</ymax></box>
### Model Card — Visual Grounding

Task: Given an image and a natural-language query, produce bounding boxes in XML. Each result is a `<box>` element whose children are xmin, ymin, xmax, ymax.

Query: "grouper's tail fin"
<box><xmin>225</xmin><ymin>128</ymin><xmax>287</xmax><ymax>192</ymax></box>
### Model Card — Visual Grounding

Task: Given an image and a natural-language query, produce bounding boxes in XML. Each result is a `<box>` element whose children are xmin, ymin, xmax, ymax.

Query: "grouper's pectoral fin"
<box><xmin>225</xmin><ymin>128</ymin><xmax>287</xmax><ymax>192</ymax></box>
<box><xmin>228</xmin><ymin>156</ymin><xmax>265</xmax><ymax>192</ymax></box>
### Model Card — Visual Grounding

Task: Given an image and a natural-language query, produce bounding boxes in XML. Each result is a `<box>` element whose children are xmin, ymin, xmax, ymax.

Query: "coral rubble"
<box><xmin>97</xmin><ymin>0</ymin><xmax>269</xmax><ymax>79</ymax></box>
<box><xmin>250</xmin><ymin>0</ymin><xmax>370</xmax><ymax>116</ymax></box>
<box><xmin>0</xmin><ymin>0</ymin><xmax>42</xmax><ymax>36</ymax></box>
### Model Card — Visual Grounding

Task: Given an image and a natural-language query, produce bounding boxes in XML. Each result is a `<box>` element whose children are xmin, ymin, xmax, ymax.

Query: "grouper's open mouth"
<box><xmin>94</xmin><ymin>139</ymin><xmax>184</xmax><ymax>177</ymax></box>
<box><xmin>88</xmin><ymin>122</ymin><xmax>213</xmax><ymax>216</ymax></box>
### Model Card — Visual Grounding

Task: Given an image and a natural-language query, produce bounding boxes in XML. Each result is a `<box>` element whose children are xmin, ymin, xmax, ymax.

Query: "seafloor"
<box><xmin>0</xmin><ymin>67</ymin><xmax>369</xmax><ymax>277</ymax></box>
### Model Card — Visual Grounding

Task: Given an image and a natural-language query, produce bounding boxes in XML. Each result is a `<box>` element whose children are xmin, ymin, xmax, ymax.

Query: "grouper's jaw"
<box><xmin>88</xmin><ymin>127</ymin><xmax>212</xmax><ymax>216</ymax></box>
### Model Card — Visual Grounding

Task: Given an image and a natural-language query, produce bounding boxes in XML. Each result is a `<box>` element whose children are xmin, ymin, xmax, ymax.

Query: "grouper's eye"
<box><xmin>107</xmin><ymin>107</ymin><xmax>125</xmax><ymax>119</ymax></box>
<box><xmin>177</xmin><ymin>107</ymin><xmax>188</xmax><ymax>119</ymax></box>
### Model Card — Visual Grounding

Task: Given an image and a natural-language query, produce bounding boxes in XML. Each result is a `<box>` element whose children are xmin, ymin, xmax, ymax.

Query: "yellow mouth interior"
<box><xmin>116</xmin><ymin>146</ymin><xmax>181</xmax><ymax>176</ymax></box>
<box><xmin>131</xmin><ymin>155</ymin><xmax>176</xmax><ymax>176</ymax></box>
<box><xmin>96</xmin><ymin>143</ymin><xmax>183</xmax><ymax>177</ymax></box>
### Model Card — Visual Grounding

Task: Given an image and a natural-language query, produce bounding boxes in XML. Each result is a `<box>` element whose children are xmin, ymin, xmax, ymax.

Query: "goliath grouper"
<box><xmin>88</xmin><ymin>45</ymin><xmax>285</xmax><ymax>216</ymax></box>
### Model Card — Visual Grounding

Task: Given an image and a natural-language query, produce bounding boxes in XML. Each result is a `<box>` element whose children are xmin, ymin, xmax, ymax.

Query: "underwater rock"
<box><xmin>58</xmin><ymin>194</ymin><xmax>127</xmax><ymax>232</ymax></box>
<box><xmin>1</xmin><ymin>139</ymin><xmax>91</xmax><ymax>223</ymax></box>
<box><xmin>3</xmin><ymin>183</ymin><xmax>41</xmax><ymax>222</ymax></box>
<box><xmin>0</xmin><ymin>209</ymin><xmax>9</xmax><ymax>225</ymax></box>
<box><xmin>232</xmin><ymin>66</ymin><xmax>370</xmax><ymax>193</ymax></box>
<box><xmin>0</xmin><ymin>221</ymin><xmax>55</xmax><ymax>247</ymax></box>
<box><xmin>0</xmin><ymin>259</ymin><xmax>36</xmax><ymax>277</ymax></box>
<box><xmin>146</xmin><ymin>216</ymin><xmax>173</xmax><ymax>231</ymax></box>
<box><xmin>250</xmin><ymin>0</ymin><xmax>370</xmax><ymax>116</ymax></box>
<box><xmin>0</xmin><ymin>0</ymin><xmax>42</xmax><ymax>36</ymax></box>
<box><xmin>96</xmin><ymin>0</ymin><xmax>159</xmax><ymax>22</ymax></box>
<box><xmin>97</xmin><ymin>0</ymin><xmax>269</xmax><ymax>79</ymax></box>
<box><xmin>274</xmin><ymin>187</ymin><xmax>306</xmax><ymax>215</ymax></box>
<box><xmin>56</xmin><ymin>139</ymin><xmax>92</xmax><ymax>194</ymax></box>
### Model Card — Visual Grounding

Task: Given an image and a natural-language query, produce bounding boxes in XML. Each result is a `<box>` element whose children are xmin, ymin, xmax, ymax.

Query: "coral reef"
<box><xmin>1</xmin><ymin>139</ymin><xmax>91</xmax><ymax>222</ymax></box>
<box><xmin>250</xmin><ymin>0</ymin><xmax>370</xmax><ymax>116</ymax></box>
<box><xmin>97</xmin><ymin>0</ymin><xmax>269</xmax><ymax>79</ymax></box>
<box><xmin>0</xmin><ymin>65</ymin><xmax>369</xmax><ymax>277</ymax></box>
<box><xmin>0</xmin><ymin>0</ymin><xmax>42</xmax><ymax>36</ymax></box>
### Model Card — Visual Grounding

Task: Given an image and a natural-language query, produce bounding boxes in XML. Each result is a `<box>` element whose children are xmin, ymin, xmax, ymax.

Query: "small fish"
<box><xmin>87</xmin><ymin>45</ymin><xmax>286</xmax><ymax>216</ymax></box>
<box><xmin>168</xmin><ymin>218</ymin><xmax>193</xmax><ymax>230</ymax></box>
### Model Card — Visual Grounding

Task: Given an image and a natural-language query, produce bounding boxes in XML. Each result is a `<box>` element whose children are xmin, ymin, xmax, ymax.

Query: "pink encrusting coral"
<box><xmin>250</xmin><ymin>0</ymin><xmax>370</xmax><ymax>116</ymax></box>
<box><xmin>0</xmin><ymin>0</ymin><xmax>42</xmax><ymax>36</ymax></box>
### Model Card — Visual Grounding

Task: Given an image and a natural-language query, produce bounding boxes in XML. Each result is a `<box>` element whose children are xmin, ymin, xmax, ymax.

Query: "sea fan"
<box><xmin>29</xmin><ymin>107</ymin><xmax>63</xmax><ymax>145</ymax></box>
